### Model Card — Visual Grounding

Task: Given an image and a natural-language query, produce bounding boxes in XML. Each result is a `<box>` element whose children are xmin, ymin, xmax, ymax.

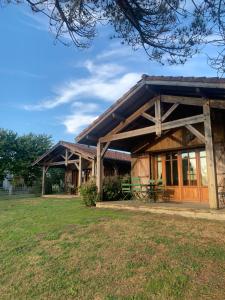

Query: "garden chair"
<box><xmin>131</xmin><ymin>177</ymin><xmax>143</xmax><ymax>199</ymax></box>
<box><xmin>121</xmin><ymin>182</ymin><xmax>132</xmax><ymax>200</ymax></box>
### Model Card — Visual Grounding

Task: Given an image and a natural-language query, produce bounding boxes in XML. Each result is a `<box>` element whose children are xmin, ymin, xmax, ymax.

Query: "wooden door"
<box><xmin>153</xmin><ymin>149</ymin><xmax>208</xmax><ymax>203</ymax></box>
<box><xmin>132</xmin><ymin>154</ymin><xmax>150</xmax><ymax>184</ymax></box>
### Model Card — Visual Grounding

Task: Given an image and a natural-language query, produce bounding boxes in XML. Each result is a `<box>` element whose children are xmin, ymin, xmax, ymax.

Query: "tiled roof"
<box><xmin>62</xmin><ymin>141</ymin><xmax>130</xmax><ymax>162</ymax></box>
<box><xmin>33</xmin><ymin>141</ymin><xmax>130</xmax><ymax>165</ymax></box>
<box><xmin>76</xmin><ymin>74</ymin><xmax>225</xmax><ymax>144</ymax></box>
<box><xmin>141</xmin><ymin>75</ymin><xmax>225</xmax><ymax>84</ymax></box>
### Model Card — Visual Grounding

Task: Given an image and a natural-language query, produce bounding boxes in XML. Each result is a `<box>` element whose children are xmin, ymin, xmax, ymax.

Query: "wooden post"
<box><xmin>65</xmin><ymin>149</ymin><xmax>68</xmax><ymax>166</ymax></box>
<box><xmin>42</xmin><ymin>166</ymin><xmax>46</xmax><ymax>196</ymax></box>
<box><xmin>97</xmin><ymin>142</ymin><xmax>103</xmax><ymax>200</ymax></box>
<box><xmin>78</xmin><ymin>155</ymin><xmax>82</xmax><ymax>188</ymax></box>
<box><xmin>155</xmin><ymin>97</ymin><xmax>162</xmax><ymax>136</ymax></box>
<box><xmin>203</xmin><ymin>102</ymin><xmax>219</xmax><ymax>209</ymax></box>
<box><xmin>91</xmin><ymin>160</ymin><xmax>95</xmax><ymax>177</ymax></box>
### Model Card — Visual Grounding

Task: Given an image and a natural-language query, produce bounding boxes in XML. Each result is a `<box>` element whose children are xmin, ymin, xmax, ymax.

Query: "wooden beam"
<box><xmin>141</xmin><ymin>112</ymin><xmax>156</xmax><ymax>123</ymax></box>
<box><xmin>144</xmin><ymin>79</ymin><xmax>225</xmax><ymax>89</ymax></box>
<box><xmin>161</xmin><ymin>95</ymin><xmax>206</xmax><ymax>107</ymax></box>
<box><xmin>45</xmin><ymin>159</ymin><xmax>79</xmax><ymax>166</ymax></box>
<box><xmin>100</xmin><ymin>114</ymin><xmax>204</xmax><ymax>142</ymax></box>
<box><xmin>78</xmin><ymin>156</ymin><xmax>82</xmax><ymax>188</ymax></box>
<box><xmin>74</xmin><ymin>162</ymin><xmax>79</xmax><ymax>169</ymax></box>
<box><xmin>161</xmin><ymin>103</ymin><xmax>179</xmax><ymax>122</ymax></box>
<box><xmin>42</xmin><ymin>166</ymin><xmax>45</xmax><ymax>196</ymax></box>
<box><xmin>155</xmin><ymin>97</ymin><xmax>162</xmax><ymax>136</ymax></box>
<box><xmin>104</xmin><ymin>97</ymin><xmax>156</xmax><ymax>138</ymax></box>
<box><xmin>203</xmin><ymin>102</ymin><xmax>219</xmax><ymax>209</ymax></box>
<box><xmin>161</xmin><ymin>95</ymin><xmax>225</xmax><ymax>110</ymax></box>
<box><xmin>91</xmin><ymin>160</ymin><xmax>95</xmax><ymax>177</ymax></box>
<box><xmin>96</xmin><ymin>142</ymin><xmax>103</xmax><ymax>200</ymax></box>
<box><xmin>185</xmin><ymin>124</ymin><xmax>205</xmax><ymax>143</ymax></box>
<box><xmin>68</xmin><ymin>152</ymin><xmax>73</xmax><ymax>160</ymax></box>
<box><xmin>65</xmin><ymin>149</ymin><xmax>68</xmax><ymax>166</ymax></box>
<box><xmin>101</xmin><ymin>142</ymin><xmax>110</xmax><ymax>158</ymax></box>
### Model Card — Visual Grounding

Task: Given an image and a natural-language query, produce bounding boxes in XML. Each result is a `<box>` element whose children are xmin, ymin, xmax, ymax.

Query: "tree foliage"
<box><xmin>5</xmin><ymin>0</ymin><xmax>225</xmax><ymax>74</ymax></box>
<box><xmin>0</xmin><ymin>129</ymin><xmax>52</xmax><ymax>185</ymax></box>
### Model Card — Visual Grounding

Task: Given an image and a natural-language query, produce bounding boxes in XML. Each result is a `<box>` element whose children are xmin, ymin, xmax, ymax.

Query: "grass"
<box><xmin>1</xmin><ymin>197</ymin><xmax>225</xmax><ymax>299</ymax></box>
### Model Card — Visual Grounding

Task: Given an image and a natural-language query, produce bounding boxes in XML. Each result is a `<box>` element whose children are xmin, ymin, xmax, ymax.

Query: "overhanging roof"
<box><xmin>76</xmin><ymin>75</ymin><xmax>225</xmax><ymax>149</ymax></box>
<box><xmin>32</xmin><ymin>141</ymin><xmax>130</xmax><ymax>166</ymax></box>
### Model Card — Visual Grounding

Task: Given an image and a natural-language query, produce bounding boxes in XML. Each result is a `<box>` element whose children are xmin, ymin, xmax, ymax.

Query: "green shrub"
<box><xmin>103</xmin><ymin>175</ymin><xmax>130</xmax><ymax>201</ymax></box>
<box><xmin>80</xmin><ymin>179</ymin><xmax>98</xmax><ymax>206</ymax></box>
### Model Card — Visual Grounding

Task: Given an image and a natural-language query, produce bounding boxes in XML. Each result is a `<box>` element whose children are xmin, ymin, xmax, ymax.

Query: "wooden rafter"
<box><xmin>161</xmin><ymin>103</ymin><xmax>179</xmax><ymax>122</ymax></box>
<box><xmin>101</xmin><ymin>142</ymin><xmax>110</xmax><ymax>158</ymax></box>
<box><xmin>100</xmin><ymin>114</ymin><xmax>205</xmax><ymax>143</ymax></box>
<box><xmin>104</xmin><ymin>97</ymin><xmax>156</xmax><ymax>138</ymax></box>
<box><xmin>185</xmin><ymin>124</ymin><xmax>205</xmax><ymax>143</ymax></box>
<box><xmin>141</xmin><ymin>112</ymin><xmax>156</xmax><ymax>123</ymax></box>
<box><xmin>161</xmin><ymin>95</ymin><xmax>225</xmax><ymax>110</ymax></box>
<box><xmin>45</xmin><ymin>159</ymin><xmax>79</xmax><ymax>166</ymax></box>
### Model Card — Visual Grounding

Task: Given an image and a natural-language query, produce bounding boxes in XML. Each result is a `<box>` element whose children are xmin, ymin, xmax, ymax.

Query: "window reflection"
<box><xmin>182</xmin><ymin>151</ymin><xmax>197</xmax><ymax>186</ymax></box>
<box><xmin>200</xmin><ymin>151</ymin><xmax>208</xmax><ymax>186</ymax></box>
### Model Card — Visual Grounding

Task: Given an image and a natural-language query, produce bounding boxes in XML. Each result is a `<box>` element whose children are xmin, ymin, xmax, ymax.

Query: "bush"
<box><xmin>103</xmin><ymin>175</ymin><xmax>130</xmax><ymax>201</ymax></box>
<box><xmin>80</xmin><ymin>179</ymin><xmax>98</xmax><ymax>206</ymax></box>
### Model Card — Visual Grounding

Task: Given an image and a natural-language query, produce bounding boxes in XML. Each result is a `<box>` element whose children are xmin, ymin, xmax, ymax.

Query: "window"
<box><xmin>156</xmin><ymin>156</ymin><xmax>162</xmax><ymax>180</ymax></box>
<box><xmin>200</xmin><ymin>150</ymin><xmax>208</xmax><ymax>186</ymax></box>
<box><xmin>182</xmin><ymin>151</ymin><xmax>197</xmax><ymax>186</ymax></box>
<box><xmin>165</xmin><ymin>152</ymin><xmax>178</xmax><ymax>186</ymax></box>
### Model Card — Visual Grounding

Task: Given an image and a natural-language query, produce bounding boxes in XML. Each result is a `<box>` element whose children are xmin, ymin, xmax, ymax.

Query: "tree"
<box><xmin>0</xmin><ymin>129</ymin><xmax>52</xmax><ymax>185</ymax></box>
<box><xmin>5</xmin><ymin>0</ymin><xmax>225</xmax><ymax>75</ymax></box>
<box><xmin>14</xmin><ymin>133</ymin><xmax>52</xmax><ymax>185</ymax></box>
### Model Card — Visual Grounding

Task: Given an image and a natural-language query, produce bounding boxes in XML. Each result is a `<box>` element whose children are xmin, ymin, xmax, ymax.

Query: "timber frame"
<box><xmin>76</xmin><ymin>76</ymin><xmax>225</xmax><ymax>209</ymax></box>
<box><xmin>33</xmin><ymin>141</ymin><xmax>130</xmax><ymax>196</ymax></box>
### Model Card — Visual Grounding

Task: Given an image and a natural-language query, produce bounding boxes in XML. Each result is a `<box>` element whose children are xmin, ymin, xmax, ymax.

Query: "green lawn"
<box><xmin>1</xmin><ymin>198</ymin><xmax>225</xmax><ymax>299</ymax></box>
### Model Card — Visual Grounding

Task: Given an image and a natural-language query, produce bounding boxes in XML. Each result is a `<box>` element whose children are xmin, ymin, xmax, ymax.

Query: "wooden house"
<box><xmin>33</xmin><ymin>141</ymin><xmax>130</xmax><ymax>195</ymax></box>
<box><xmin>76</xmin><ymin>76</ymin><xmax>225</xmax><ymax>209</ymax></box>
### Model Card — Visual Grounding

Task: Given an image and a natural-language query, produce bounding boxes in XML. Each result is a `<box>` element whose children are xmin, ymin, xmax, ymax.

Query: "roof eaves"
<box><xmin>75</xmin><ymin>80</ymin><xmax>145</xmax><ymax>142</ymax></box>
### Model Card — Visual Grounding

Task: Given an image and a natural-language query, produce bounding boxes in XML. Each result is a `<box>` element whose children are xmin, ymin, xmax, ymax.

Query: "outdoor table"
<box><xmin>132</xmin><ymin>183</ymin><xmax>158</xmax><ymax>202</ymax></box>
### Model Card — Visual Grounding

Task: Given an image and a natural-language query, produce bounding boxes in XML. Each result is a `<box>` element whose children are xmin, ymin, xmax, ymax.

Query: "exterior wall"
<box><xmin>65</xmin><ymin>167</ymin><xmax>78</xmax><ymax>194</ymax></box>
<box><xmin>131</xmin><ymin>113</ymin><xmax>225</xmax><ymax>205</ymax></box>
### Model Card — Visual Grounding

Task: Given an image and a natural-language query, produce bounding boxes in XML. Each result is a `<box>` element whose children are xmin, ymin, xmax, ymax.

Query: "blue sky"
<box><xmin>0</xmin><ymin>4</ymin><xmax>219</xmax><ymax>143</ymax></box>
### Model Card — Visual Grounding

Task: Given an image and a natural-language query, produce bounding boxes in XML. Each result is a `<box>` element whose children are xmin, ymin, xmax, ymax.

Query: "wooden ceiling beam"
<box><xmin>100</xmin><ymin>114</ymin><xmax>204</xmax><ymax>143</ymax></box>
<box><xmin>104</xmin><ymin>97</ymin><xmax>157</xmax><ymax>138</ymax></box>
<box><xmin>161</xmin><ymin>95</ymin><xmax>225</xmax><ymax>109</ymax></box>
<box><xmin>141</xmin><ymin>112</ymin><xmax>156</xmax><ymax>123</ymax></box>
<box><xmin>185</xmin><ymin>124</ymin><xmax>205</xmax><ymax>143</ymax></box>
<box><xmin>161</xmin><ymin>103</ymin><xmax>179</xmax><ymax>122</ymax></box>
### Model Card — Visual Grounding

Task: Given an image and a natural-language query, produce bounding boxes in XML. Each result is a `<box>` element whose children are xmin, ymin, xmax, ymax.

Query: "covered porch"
<box><xmin>76</xmin><ymin>76</ymin><xmax>225</xmax><ymax>209</ymax></box>
<box><xmin>33</xmin><ymin>141</ymin><xmax>131</xmax><ymax>196</ymax></box>
<box><xmin>96</xmin><ymin>200</ymin><xmax>225</xmax><ymax>221</ymax></box>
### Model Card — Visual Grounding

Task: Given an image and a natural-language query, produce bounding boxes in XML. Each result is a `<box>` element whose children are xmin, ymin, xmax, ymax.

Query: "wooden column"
<box><xmin>97</xmin><ymin>142</ymin><xmax>103</xmax><ymax>200</ymax></box>
<box><xmin>91</xmin><ymin>160</ymin><xmax>95</xmax><ymax>177</ymax></box>
<box><xmin>42</xmin><ymin>166</ymin><xmax>46</xmax><ymax>196</ymax></box>
<box><xmin>78</xmin><ymin>155</ymin><xmax>82</xmax><ymax>188</ymax></box>
<box><xmin>203</xmin><ymin>102</ymin><xmax>219</xmax><ymax>209</ymax></box>
<box><xmin>155</xmin><ymin>97</ymin><xmax>162</xmax><ymax>136</ymax></box>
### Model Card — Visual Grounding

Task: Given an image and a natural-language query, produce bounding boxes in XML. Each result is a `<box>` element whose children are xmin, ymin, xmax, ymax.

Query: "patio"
<box><xmin>96</xmin><ymin>200</ymin><xmax>225</xmax><ymax>221</ymax></box>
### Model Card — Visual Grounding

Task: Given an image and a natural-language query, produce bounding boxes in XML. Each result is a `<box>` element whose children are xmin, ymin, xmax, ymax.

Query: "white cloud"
<box><xmin>62</xmin><ymin>113</ymin><xmax>97</xmax><ymax>134</ymax></box>
<box><xmin>60</xmin><ymin>102</ymin><xmax>99</xmax><ymax>134</ymax></box>
<box><xmin>23</xmin><ymin>60</ymin><xmax>141</xmax><ymax>111</ymax></box>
